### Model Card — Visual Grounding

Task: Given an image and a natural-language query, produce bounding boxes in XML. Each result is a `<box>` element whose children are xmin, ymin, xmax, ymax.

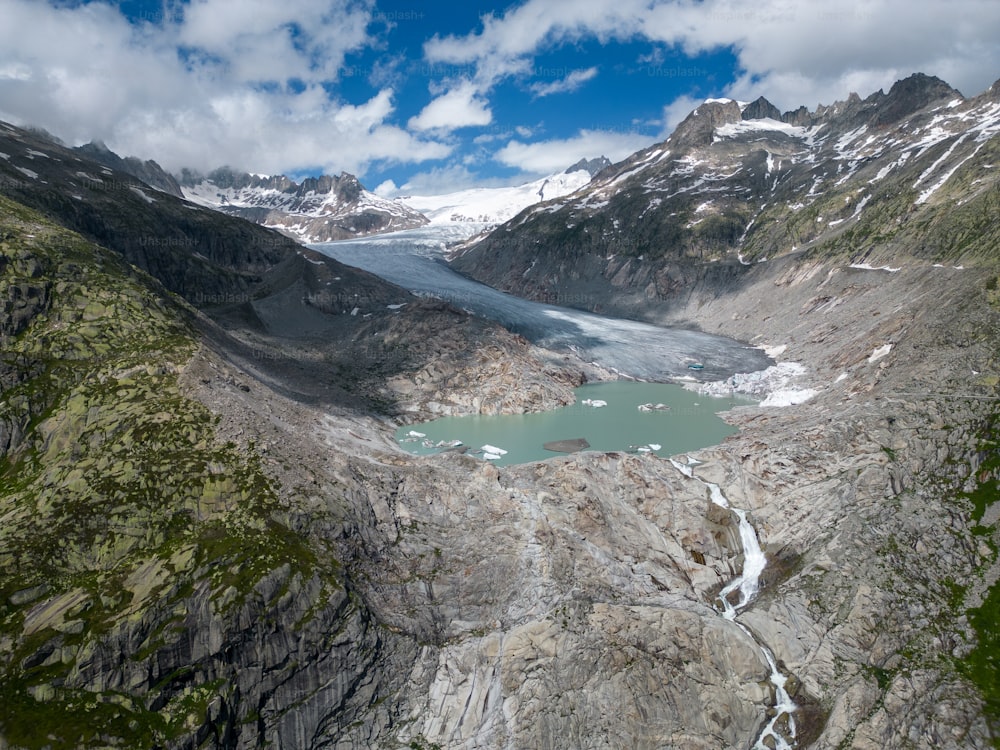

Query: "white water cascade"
<box><xmin>670</xmin><ymin>457</ymin><xmax>797</xmax><ymax>749</ymax></box>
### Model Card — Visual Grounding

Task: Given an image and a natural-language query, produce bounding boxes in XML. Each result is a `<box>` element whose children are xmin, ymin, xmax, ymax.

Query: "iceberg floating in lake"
<box><xmin>480</xmin><ymin>444</ymin><xmax>508</xmax><ymax>460</ymax></box>
<box><xmin>638</xmin><ymin>402</ymin><xmax>670</xmax><ymax>412</ymax></box>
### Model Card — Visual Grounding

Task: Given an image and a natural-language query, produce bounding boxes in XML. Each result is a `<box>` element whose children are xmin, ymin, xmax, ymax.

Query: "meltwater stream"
<box><xmin>312</xmin><ymin>226</ymin><xmax>771</xmax><ymax>382</ymax></box>
<box><xmin>671</xmin><ymin>457</ymin><xmax>797</xmax><ymax>749</ymax></box>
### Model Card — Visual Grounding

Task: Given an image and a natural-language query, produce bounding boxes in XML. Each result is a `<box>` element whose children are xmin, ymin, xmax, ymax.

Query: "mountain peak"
<box><xmin>741</xmin><ymin>96</ymin><xmax>782</xmax><ymax>122</ymax></box>
<box><xmin>870</xmin><ymin>72</ymin><xmax>963</xmax><ymax>126</ymax></box>
<box><xmin>566</xmin><ymin>156</ymin><xmax>612</xmax><ymax>177</ymax></box>
<box><xmin>671</xmin><ymin>99</ymin><xmax>743</xmax><ymax>148</ymax></box>
<box><xmin>72</xmin><ymin>141</ymin><xmax>183</xmax><ymax>197</ymax></box>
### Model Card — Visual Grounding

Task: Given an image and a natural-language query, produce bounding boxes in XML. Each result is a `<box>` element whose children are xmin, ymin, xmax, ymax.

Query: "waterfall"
<box><xmin>670</xmin><ymin>457</ymin><xmax>797</xmax><ymax>749</ymax></box>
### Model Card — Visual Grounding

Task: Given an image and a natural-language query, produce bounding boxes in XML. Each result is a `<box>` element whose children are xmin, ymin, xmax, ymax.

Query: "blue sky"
<box><xmin>1</xmin><ymin>0</ymin><xmax>1000</xmax><ymax>195</ymax></box>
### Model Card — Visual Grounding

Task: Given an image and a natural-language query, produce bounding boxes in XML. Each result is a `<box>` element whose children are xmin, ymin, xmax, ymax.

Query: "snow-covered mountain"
<box><xmin>178</xmin><ymin>168</ymin><xmax>428</xmax><ymax>243</ymax></box>
<box><xmin>398</xmin><ymin>159</ymin><xmax>609</xmax><ymax>229</ymax></box>
<box><xmin>452</xmin><ymin>73</ymin><xmax>1000</xmax><ymax>318</ymax></box>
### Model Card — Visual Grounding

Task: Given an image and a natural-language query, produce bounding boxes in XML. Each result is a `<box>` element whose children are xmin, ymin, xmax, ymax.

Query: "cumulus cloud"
<box><xmin>495</xmin><ymin>129</ymin><xmax>653</xmax><ymax>175</ymax></box>
<box><xmin>426</xmin><ymin>0</ymin><xmax>1000</xmax><ymax>124</ymax></box>
<box><xmin>0</xmin><ymin>0</ymin><xmax>450</xmax><ymax>175</ymax></box>
<box><xmin>408</xmin><ymin>82</ymin><xmax>493</xmax><ymax>131</ymax></box>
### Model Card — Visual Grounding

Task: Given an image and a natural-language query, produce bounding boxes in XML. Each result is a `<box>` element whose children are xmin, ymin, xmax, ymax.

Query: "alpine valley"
<box><xmin>1</xmin><ymin>71</ymin><xmax>1000</xmax><ymax>750</ymax></box>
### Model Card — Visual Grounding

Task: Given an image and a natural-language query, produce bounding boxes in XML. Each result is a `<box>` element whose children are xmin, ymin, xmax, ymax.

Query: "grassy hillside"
<box><xmin>0</xmin><ymin>195</ymin><xmax>343</xmax><ymax>747</ymax></box>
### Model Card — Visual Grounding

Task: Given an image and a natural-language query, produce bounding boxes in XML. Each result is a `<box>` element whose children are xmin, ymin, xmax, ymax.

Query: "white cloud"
<box><xmin>426</xmin><ymin>0</ymin><xmax>1000</xmax><ymax>126</ymax></box>
<box><xmin>0</xmin><ymin>0</ymin><xmax>451</xmax><ymax>177</ymax></box>
<box><xmin>373</xmin><ymin>178</ymin><xmax>399</xmax><ymax>196</ymax></box>
<box><xmin>408</xmin><ymin>82</ymin><xmax>493</xmax><ymax>131</ymax></box>
<box><xmin>496</xmin><ymin>129</ymin><xmax>653</xmax><ymax>175</ymax></box>
<box><xmin>530</xmin><ymin>66</ymin><xmax>598</xmax><ymax>97</ymax></box>
<box><xmin>177</xmin><ymin>0</ymin><xmax>372</xmax><ymax>83</ymax></box>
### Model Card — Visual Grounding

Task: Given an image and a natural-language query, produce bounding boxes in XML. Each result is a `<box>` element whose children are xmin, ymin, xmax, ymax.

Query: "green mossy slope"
<box><xmin>0</xmin><ymin>196</ymin><xmax>338</xmax><ymax>748</ymax></box>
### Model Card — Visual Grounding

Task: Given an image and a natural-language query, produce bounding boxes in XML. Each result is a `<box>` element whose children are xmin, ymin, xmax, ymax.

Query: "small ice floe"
<box><xmin>481</xmin><ymin>444</ymin><xmax>507</xmax><ymax>460</ymax></box>
<box><xmin>638</xmin><ymin>403</ymin><xmax>670</xmax><ymax>412</ymax></box>
<box><xmin>582</xmin><ymin>399</ymin><xmax>607</xmax><ymax>407</ymax></box>
<box><xmin>632</xmin><ymin>443</ymin><xmax>662</xmax><ymax>453</ymax></box>
<box><xmin>435</xmin><ymin>439</ymin><xmax>462</xmax><ymax>448</ymax></box>
<box><xmin>407</xmin><ymin>430</ymin><xmax>426</xmax><ymax>438</ymax></box>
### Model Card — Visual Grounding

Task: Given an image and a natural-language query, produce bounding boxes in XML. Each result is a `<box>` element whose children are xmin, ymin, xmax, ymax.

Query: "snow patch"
<box><xmin>14</xmin><ymin>166</ymin><xmax>37</xmax><ymax>179</ymax></box>
<box><xmin>868</xmin><ymin>344</ymin><xmax>893</xmax><ymax>363</ymax></box>
<box><xmin>849</xmin><ymin>263</ymin><xmax>900</xmax><ymax>273</ymax></box>
<box><xmin>760</xmin><ymin>388</ymin><xmax>818</xmax><ymax>407</ymax></box>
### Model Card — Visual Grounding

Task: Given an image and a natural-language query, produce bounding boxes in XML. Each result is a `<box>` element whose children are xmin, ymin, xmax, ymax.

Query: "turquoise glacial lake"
<box><xmin>395</xmin><ymin>380</ymin><xmax>754</xmax><ymax>466</ymax></box>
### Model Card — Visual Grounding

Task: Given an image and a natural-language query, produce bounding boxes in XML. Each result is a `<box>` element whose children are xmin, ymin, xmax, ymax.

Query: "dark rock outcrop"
<box><xmin>742</xmin><ymin>96</ymin><xmax>783</xmax><ymax>121</ymax></box>
<box><xmin>74</xmin><ymin>140</ymin><xmax>184</xmax><ymax>197</ymax></box>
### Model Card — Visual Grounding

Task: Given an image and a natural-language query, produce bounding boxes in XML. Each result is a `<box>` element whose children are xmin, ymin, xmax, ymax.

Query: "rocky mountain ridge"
<box><xmin>179</xmin><ymin>167</ymin><xmax>429</xmax><ymax>243</ymax></box>
<box><xmin>452</xmin><ymin>73</ymin><xmax>1000</xmax><ymax>319</ymax></box>
<box><xmin>73</xmin><ymin>140</ymin><xmax>185</xmax><ymax>198</ymax></box>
